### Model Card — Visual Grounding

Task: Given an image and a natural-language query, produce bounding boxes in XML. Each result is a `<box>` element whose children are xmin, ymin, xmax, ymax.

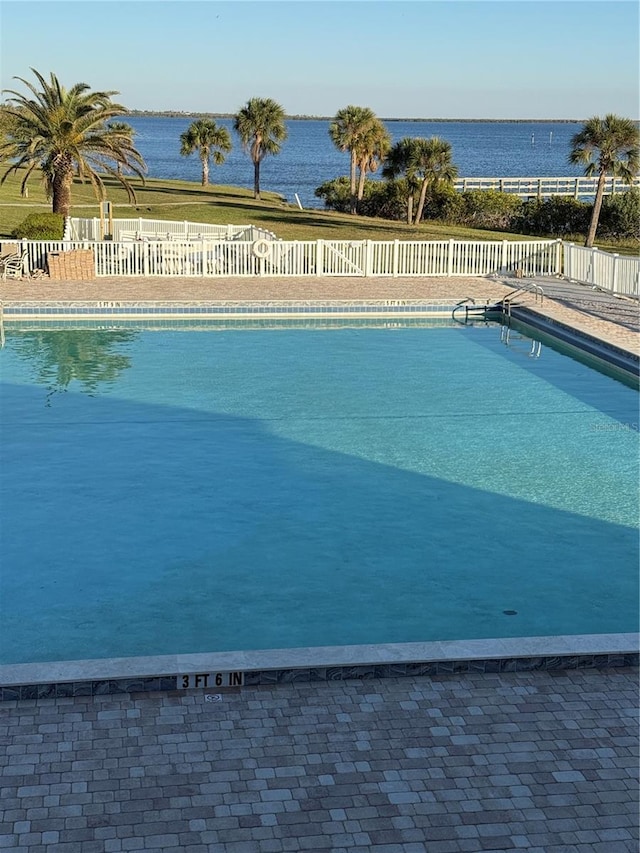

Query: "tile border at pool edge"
<box><xmin>1</xmin><ymin>634</ymin><xmax>637</xmax><ymax>700</ymax></box>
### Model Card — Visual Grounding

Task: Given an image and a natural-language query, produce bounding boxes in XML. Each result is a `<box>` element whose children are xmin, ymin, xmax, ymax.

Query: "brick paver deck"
<box><xmin>1</xmin><ymin>668</ymin><xmax>638</xmax><ymax>853</ymax></box>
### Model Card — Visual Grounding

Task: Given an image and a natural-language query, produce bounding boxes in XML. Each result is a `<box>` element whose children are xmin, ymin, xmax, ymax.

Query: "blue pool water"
<box><xmin>0</xmin><ymin>321</ymin><xmax>638</xmax><ymax>664</ymax></box>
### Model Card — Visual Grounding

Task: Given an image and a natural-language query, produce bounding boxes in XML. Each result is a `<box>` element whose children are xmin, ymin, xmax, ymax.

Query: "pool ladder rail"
<box><xmin>501</xmin><ymin>280</ymin><xmax>545</xmax><ymax>319</ymax></box>
<box><xmin>452</xmin><ymin>297</ymin><xmax>496</xmax><ymax>324</ymax></box>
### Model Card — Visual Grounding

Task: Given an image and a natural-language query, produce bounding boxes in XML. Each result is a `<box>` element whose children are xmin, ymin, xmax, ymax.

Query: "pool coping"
<box><xmin>0</xmin><ymin>298</ymin><xmax>480</xmax><ymax>320</ymax></box>
<box><xmin>506</xmin><ymin>305</ymin><xmax>639</xmax><ymax>377</ymax></box>
<box><xmin>1</xmin><ymin>634</ymin><xmax>638</xmax><ymax>700</ymax></box>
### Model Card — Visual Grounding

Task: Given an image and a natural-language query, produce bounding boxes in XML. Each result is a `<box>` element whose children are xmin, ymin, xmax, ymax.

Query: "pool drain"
<box><xmin>503</xmin><ymin>610</ymin><xmax>518</xmax><ymax>615</ymax></box>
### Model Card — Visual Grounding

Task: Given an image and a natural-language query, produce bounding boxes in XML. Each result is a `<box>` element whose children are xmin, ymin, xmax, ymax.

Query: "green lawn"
<box><xmin>1</xmin><ymin>172</ymin><xmax>637</xmax><ymax>255</ymax></box>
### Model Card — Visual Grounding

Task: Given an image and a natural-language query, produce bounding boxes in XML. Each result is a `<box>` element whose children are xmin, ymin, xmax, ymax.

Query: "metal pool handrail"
<box><xmin>452</xmin><ymin>297</ymin><xmax>476</xmax><ymax>323</ymax></box>
<box><xmin>502</xmin><ymin>281</ymin><xmax>546</xmax><ymax>318</ymax></box>
<box><xmin>452</xmin><ymin>297</ymin><xmax>497</xmax><ymax>324</ymax></box>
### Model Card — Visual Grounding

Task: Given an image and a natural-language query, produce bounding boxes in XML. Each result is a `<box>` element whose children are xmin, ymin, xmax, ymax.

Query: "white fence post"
<box><xmin>317</xmin><ymin>240</ymin><xmax>324</xmax><ymax>276</ymax></box>
<box><xmin>565</xmin><ymin>242</ymin><xmax>573</xmax><ymax>280</ymax></box>
<box><xmin>501</xmin><ymin>240</ymin><xmax>508</xmax><ymax>272</ymax></box>
<box><xmin>393</xmin><ymin>240</ymin><xmax>399</xmax><ymax>278</ymax></box>
<box><xmin>611</xmin><ymin>253</ymin><xmax>619</xmax><ymax>295</ymax></box>
<box><xmin>365</xmin><ymin>240</ymin><xmax>373</xmax><ymax>276</ymax></box>
<box><xmin>447</xmin><ymin>239</ymin><xmax>454</xmax><ymax>276</ymax></box>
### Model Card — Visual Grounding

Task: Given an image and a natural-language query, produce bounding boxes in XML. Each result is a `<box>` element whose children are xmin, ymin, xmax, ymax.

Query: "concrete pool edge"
<box><xmin>1</xmin><ymin>634</ymin><xmax>637</xmax><ymax>700</ymax></box>
<box><xmin>0</xmin><ymin>298</ymin><xmax>479</xmax><ymax>322</ymax></box>
<box><xmin>506</xmin><ymin>305</ymin><xmax>639</xmax><ymax>377</ymax></box>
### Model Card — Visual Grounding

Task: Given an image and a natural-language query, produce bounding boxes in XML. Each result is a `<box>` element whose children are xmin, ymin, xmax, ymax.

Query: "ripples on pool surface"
<box><xmin>1</xmin><ymin>323</ymin><xmax>638</xmax><ymax>664</ymax></box>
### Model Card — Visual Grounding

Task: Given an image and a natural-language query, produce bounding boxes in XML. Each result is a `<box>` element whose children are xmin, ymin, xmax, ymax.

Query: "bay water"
<box><xmin>125</xmin><ymin>117</ymin><xmax>585</xmax><ymax>209</ymax></box>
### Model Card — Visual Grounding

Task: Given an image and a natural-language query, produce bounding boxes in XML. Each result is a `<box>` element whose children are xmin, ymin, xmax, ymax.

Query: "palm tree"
<box><xmin>354</xmin><ymin>118</ymin><xmax>391</xmax><ymax>205</ymax></box>
<box><xmin>233</xmin><ymin>98</ymin><xmax>287</xmax><ymax>199</ymax></box>
<box><xmin>0</xmin><ymin>69</ymin><xmax>146</xmax><ymax>218</ymax></box>
<box><xmin>569</xmin><ymin>114</ymin><xmax>639</xmax><ymax>247</ymax></box>
<box><xmin>329</xmin><ymin>106</ymin><xmax>378</xmax><ymax>214</ymax></box>
<box><xmin>180</xmin><ymin>118</ymin><xmax>232</xmax><ymax>187</ymax></box>
<box><xmin>412</xmin><ymin>137</ymin><xmax>458</xmax><ymax>225</ymax></box>
<box><xmin>383</xmin><ymin>136</ymin><xmax>458</xmax><ymax>225</ymax></box>
<box><xmin>383</xmin><ymin>137</ymin><xmax>423</xmax><ymax>225</ymax></box>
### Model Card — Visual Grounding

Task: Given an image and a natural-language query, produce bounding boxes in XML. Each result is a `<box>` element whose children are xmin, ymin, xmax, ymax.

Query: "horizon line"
<box><xmin>124</xmin><ymin>112</ymin><xmax>611</xmax><ymax>123</ymax></box>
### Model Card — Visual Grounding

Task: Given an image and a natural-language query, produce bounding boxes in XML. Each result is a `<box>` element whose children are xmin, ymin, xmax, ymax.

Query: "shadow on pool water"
<box><xmin>1</xmin><ymin>378</ymin><xmax>638</xmax><ymax>665</ymax></box>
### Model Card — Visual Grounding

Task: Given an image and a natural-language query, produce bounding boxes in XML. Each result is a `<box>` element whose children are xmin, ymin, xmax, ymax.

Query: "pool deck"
<box><xmin>1</xmin><ymin>668</ymin><xmax>637</xmax><ymax>852</ymax></box>
<box><xmin>1</xmin><ymin>272</ymin><xmax>638</xmax><ymax>851</ymax></box>
<box><xmin>1</xmin><ymin>272</ymin><xmax>639</xmax><ymax>357</ymax></box>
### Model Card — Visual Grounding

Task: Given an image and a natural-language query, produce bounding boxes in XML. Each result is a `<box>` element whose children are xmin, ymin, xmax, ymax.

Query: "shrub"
<box><xmin>358</xmin><ymin>180</ymin><xmax>408</xmax><ymax>221</ymax></box>
<box><xmin>515</xmin><ymin>197</ymin><xmax>591</xmax><ymax>238</ymax></box>
<box><xmin>12</xmin><ymin>212</ymin><xmax>65</xmax><ymax>240</ymax></box>
<box><xmin>422</xmin><ymin>185</ymin><xmax>466</xmax><ymax>224</ymax></box>
<box><xmin>598</xmin><ymin>188</ymin><xmax>640</xmax><ymax>240</ymax></box>
<box><xmin>315</xmin><ymin>177</ymin><xmax>409</xmax><ymax>221</ymax></box>
<box><xmin>458</xmin><ymin>189</ymin><xmax>522</xmax><ymax>230</ymax></box>
<box><xmin>314</xmin><ymin>177</ymin><xmax>351</xmax><ymax>213</ymax></box>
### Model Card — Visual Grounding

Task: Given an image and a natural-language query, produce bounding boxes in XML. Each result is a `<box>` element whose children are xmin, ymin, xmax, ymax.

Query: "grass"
<box><xmin>0</xmin><ymin>171</ymin><xmax>638</xmax><ymax>254</ymax></box>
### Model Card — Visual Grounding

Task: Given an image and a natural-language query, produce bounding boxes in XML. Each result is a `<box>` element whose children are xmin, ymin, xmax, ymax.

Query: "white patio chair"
<box><xmin>1</xmin><ymin>250</ymin><xmax>30</xmax><ymax>281</ymax></box>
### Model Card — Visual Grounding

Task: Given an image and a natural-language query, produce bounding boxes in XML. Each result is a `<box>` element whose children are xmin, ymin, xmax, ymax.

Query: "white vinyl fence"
<box><xmin>564</xmin><ymin>243</ymin><xmax>640</xmax><ymax>299</ymax></box>
<box><xmin>13</xmin><ymin>226</ymin><xmax>639</xmax><ymax>298</ymax></box>
<box><xmin>21</xmin><ymin>238</ymin><xmax>563</xmax><ymax>280</ymax></box>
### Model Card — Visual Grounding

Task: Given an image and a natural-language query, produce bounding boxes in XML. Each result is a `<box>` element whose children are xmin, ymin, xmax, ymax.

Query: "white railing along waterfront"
<box><xmin>453</xmin><ymin>176</ymin><xmax>640</xmax><ymax>198</ymax></box>
<box><xmin>20</xmin><ymin>237</ymin><xmax>563</xmax><ymax>280</ymax></box>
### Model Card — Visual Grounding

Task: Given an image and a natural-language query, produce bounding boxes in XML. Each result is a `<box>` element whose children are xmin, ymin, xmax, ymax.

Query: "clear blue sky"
<box><xmin>1</xmin><ymin>1</ymin><xmax>638</xmax><ymax>119</ymax></box>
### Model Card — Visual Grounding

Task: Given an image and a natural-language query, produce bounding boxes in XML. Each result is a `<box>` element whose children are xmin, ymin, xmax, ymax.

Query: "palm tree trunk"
<box><xmin>413</xmin><ymin>180</ymin><xmax>429</xmax><ymax>226</ymax></box>
<box><xmin>585</xmin><ymin>170</ymin><xmax>607</xmax><ymax>248</ymax></box>
<box><xmin>349</xmin><ymin>150</ymin><xmax>357</xmax><ymax>214</ymax></box>
<box><xmin>52</xmin><ymin>164</ymin><xmax>74</xmax><ymax>218</ymax></box>
<box><xmin>201</xmin><ymin>153</ymin><xmax>209</xmax><ymax>187</ymax></box>
<box><xmin>254</xmin><ymin>160</ymin><xmax>261</xmax><ymax>199</ymax></box>
<box><xmin>357</xmin><ymin>165</ymin><xmax>367</xmax><ymax>203</ymax></box>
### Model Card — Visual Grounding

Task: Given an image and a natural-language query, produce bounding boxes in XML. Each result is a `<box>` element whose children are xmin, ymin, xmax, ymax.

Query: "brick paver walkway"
<box><xmin>1</xmin><ymin>669</ymin><xmax>637</xmax><ymax>852</ymax></box>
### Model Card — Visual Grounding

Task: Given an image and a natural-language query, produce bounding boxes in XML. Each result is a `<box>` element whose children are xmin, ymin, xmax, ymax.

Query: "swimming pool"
<box><xmin>0</xmin><ymin>318</ymin><xmax>638</xmax><ymax>666</ymax></box>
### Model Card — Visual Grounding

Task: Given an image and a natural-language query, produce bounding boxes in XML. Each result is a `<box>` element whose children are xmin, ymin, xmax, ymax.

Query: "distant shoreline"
<box><xmin>125</xmin><ymin>111</ymin><xmax>584</xmax><ymax>123</ymax></box>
